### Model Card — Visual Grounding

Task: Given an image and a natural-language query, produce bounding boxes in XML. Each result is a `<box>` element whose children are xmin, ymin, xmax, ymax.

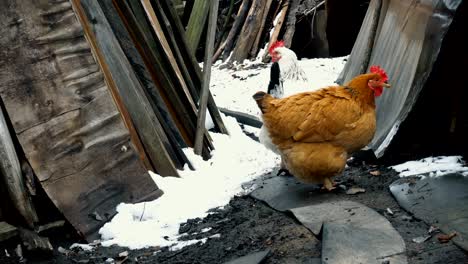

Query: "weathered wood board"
<box><xmin>158</xmin><ymin>0</ymin><xmax>228</xmax><ymax>135</ymax></box>
<box><xmin>113</xmin><ymin>0</ymin><xmax>213</xmax><ymax>159</ymax></box>
<box><xmin>0</xmin><ymin>221</ymin><xmax>18</xmax><ymax>242</ymax></box>
<box><xmin>0</xmin><ymin>0</ymin><xmax>161</xmax><ymax>240</ymax></box>
<box><xmin>76</xmin><ymin>0</ymin><xmax>180</xmax><ymax>175</ymax></box>
<box><xmin>0</xmin><ymin>105</ymin><xmax>38</xmax><ymax>228</ymax></box>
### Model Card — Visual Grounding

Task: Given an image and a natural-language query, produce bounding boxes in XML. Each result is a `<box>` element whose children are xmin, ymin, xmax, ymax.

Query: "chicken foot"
<box><xmin>321</xmin><ymin>177</ymin><xmax>337</xmax><ymax>191</ymax></box>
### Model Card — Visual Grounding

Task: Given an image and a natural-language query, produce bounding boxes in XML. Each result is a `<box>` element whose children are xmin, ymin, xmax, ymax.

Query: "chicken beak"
<box><xmin>382</xmin><ymin>82</ymin><xmax>391</xmax><ymax>88</ymax></box>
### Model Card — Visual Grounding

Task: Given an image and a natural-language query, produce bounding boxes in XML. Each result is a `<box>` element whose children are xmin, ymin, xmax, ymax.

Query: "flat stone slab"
<box><xmin>290</xmin><ymin>201</ymin><xmax>407</xmax><ymax>264</ymax></box>
<box><xmin>250</xmin><ymin>176</ymin><xmax>335</xmax><ymax>211</ymax></box>
<box><xmin>223</xmin><ymin>250</ymin><xmax>270</xmax><ymax>264</ymax></box>
<box><xmin>291</xmin><ymin>201</ymin><xmax>393</xmax><ymax>236</ymax></box>
<box><xmin>390</xmin><ymin>173</ymin><xmax>468</xmax><ymax>251</ymax></box>
<box><xmin>322</xmin><ymin>222</ymin><xmax>407</xmax><ymax>264</ymax></box>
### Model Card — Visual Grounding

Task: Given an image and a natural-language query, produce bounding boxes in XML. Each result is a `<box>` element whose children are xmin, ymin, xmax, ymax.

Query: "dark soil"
<box><xmin>1</xmin><ymin>162</ymin><xmax>467</xmax><ymax>263</ymax></box>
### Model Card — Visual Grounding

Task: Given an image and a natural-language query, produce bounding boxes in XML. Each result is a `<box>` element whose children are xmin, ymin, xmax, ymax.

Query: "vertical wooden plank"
<box><xmin>140</xmin><ymin>0</ymin><xmax>198</xmax><ymax>112</ymax></box>
<box><xmin>123</xmin><ymin>0</ymin><xmax>195</xmax><ymax>147</ymax></box>
<box><xmin>262</xmin><ymin>1</ymin><xmax>288</xmax><ymax>62</ymax></box>
<box><xmin>113</xmin><ymin>0</ymin><xmax>213</xmax><ymax>158</ymax></box>
<box><xmin>77</xmin><ymin>0</ymin><xmax>180</xmax><ymax>175</ymax></box>
<box><xmin>250</xmin><ymin>0</ymin><xmax>273</xmax><ymax>57</ymax></box>
<box><xmin>229</xmin><ymin>0</ymin><xmax>267</xmax><ymax>63</ymax></box>
<box><xmin>194</xmin><ymin>0</ymin><xmax>218</xmax><ymax>155</ymax></box>
<box><xmin>72</xmin><ymin>4</ymin><xmax>154</xmax><ymax>171</ymax></box>
<box><xmin>138</xmin><ymin>0</ymin><xmax>217</xmax><ymax>158</ymax></box>
<box><xmin>157</xmin><ymin>0</ymin><xmax>229</xmax><ymax>135</ymax></box>
<box><xmin>0</xmin><ymin>0</ymin><xmax>161</xmax><ymax>240</ymax></box>
<box><xmin>0</xmin><ymin>106</ymin><xmax>37</xmax><ymax>228</ymax></box>
<box><xmin>185</xmin><ymin>0</ymin><xmax>210</xmax><ymax>54</ymax></box>
<box><xmin>98</xmin><ymin>0</ymin><xmax>190</xmax><ymax>169</ymax></box>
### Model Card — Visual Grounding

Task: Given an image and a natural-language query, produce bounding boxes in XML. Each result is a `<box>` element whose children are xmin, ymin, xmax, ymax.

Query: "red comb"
<box><xmin>370</xmin><ymin>65</ymin><xmax>388</xmax><ymax>82</ymax></box>
<box><xmin>268</xmin><ymin>40</ymin><xmax>285</xmax><ymax>55</ymax></box>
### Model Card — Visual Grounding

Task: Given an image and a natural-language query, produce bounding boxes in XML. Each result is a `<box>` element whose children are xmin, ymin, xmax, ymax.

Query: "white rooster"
<box><xmin>259</xmin><ymin>40</ymin><xmax>308</xmax><ymax>174</ymax></box>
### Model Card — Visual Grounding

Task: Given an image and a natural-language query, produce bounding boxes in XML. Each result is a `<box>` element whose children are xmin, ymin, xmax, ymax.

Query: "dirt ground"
<box><xmin>1</xmin><ymin>162</ymin><xmax>467</xmax><ymax>263</ymax></box>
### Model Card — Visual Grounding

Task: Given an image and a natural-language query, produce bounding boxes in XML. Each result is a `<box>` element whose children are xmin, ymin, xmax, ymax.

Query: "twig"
<box><xmin>303</xmin><ymin>0</ymin><xmax>325</xmax><ymax>16</ymax></box>
<box><xmin>139</xmin><ymin>202</ymin><xmax>147</xmax><ymax>221</ymax></box>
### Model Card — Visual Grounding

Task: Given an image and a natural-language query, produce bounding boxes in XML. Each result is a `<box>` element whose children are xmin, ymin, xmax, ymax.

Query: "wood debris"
<box><xmin>437</xmin><ymin>232</ymin><xmax>457</xmax><ymax>243</ymax></box>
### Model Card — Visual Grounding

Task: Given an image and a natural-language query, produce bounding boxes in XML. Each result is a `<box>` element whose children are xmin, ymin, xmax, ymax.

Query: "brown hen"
<box><xmin>253</xmin><ymin>66</ymin><xmax>390</xmax><ymax>190</ymax></box>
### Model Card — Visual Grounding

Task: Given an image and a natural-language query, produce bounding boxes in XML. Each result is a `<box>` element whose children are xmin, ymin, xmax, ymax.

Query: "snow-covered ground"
<box><xmin>96</xmin><ymin>56</ymin><xmax>468</xmax><ymax>251</ymax></box>
<box><xmin>391</xmin><ymin>156</ymin><xmax>468</xmax><ymax>178</ymax></box>
<box><xmin>99</xmin><ymin>116</ymin><xmax>280</xmax><ymax>249</ymax></box>
<box><xmin>210</xmin><ymin>57</ymin><xmax>347</xmax><ymax>117</ymax></box>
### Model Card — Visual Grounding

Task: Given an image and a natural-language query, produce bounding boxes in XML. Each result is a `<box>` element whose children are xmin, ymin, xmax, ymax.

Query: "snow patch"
<box><xmin>391</xmin><ymin>156</ymin><xmax>468</xmax><ymax>178</ymax></box>
<box><xmin>99</xmin><ymin>115</ymin><xmax>279</xmax><ymax>250</ymax></box>
<box><xmin>201</xmin><ymin>227</ymin><xmax>212</xmax><ymax>233</ymax></box>
<box><xmin>70</xmin><ymin>243</ymin><xmax>94</xmax><ymax>251</ymax></box>
<box><xmin>210</xmin><ymin>57</ymin><xmax>347</xmax><ymax>118</ymax></box>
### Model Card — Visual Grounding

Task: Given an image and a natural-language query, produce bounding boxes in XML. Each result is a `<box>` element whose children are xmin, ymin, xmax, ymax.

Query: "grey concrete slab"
<box><xmin>390</xmin><ymin>173</ymin><xmax>468</xmax><ymax>251</ymax></box>
<box><xmin>290</xmin><ymin>201</ymin><xmax>407</xmax><ymax>264</ymax></box>
<box><xmin>250</xmin><ymin>176</ymin><xmax>336</xmax><ymax>211</ymax></box>
<box><xmin>290</xmin><ymin>201</ymin><xmax>395</xmax><ymax>236</ymax></box>
<box><xmin>322</xmin><ymin>222</ymin><xmax>407</xmax><ymax>264</ymax></box>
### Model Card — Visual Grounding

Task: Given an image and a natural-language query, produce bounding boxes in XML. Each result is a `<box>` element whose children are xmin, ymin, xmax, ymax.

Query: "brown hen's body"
<box><xmin>254</xmin><ymin>72</ymin><xmax>388</xmax><ymax>190</ymax></box>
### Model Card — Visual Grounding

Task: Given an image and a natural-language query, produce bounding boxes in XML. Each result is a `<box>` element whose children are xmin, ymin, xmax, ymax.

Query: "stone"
<box><xmin>390</xmin><ymin>173</ymin><xmax>468</xmax><ymax>251</ymax></box>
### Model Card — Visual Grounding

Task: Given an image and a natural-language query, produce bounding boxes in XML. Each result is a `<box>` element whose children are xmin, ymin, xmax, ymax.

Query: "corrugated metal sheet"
<box><xmin>337</xmin><ymin>0</ymin><xmax>462</xmax><ymax>157</ymax></box>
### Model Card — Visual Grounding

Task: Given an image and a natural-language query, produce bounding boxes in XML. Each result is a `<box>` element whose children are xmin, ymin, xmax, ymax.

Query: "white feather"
<box><xmin>259</xmin><ymin>125</ymin><xmax>280</xmax><ymax>154</ymax></box>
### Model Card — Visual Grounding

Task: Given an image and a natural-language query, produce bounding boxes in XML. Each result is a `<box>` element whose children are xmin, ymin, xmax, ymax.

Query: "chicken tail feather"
<box><xmin>267</xmin><ymin>62</ymin><xmax>283</xmax><ymax>98</ymax></box>
<box><xmin>253</xmin><ymin>91</ymin><xmax>269</xmax><ymax>113</ymax></box>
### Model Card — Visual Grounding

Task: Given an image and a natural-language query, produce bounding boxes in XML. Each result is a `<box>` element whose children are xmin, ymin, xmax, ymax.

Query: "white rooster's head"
<box><xmin>268</xmin><ymin>40</ymin><xmax>307</xmax><ymax>82</ymax></box>
<box><xmin>268</xmin><ymin>40</ymin><xmax>298</xmax><ymax>63</ymax></box>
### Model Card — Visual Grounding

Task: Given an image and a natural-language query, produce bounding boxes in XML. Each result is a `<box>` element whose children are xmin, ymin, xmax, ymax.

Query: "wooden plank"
<box><xmin>113</xmin><ymin>0</ymin><xmax>213</xmax><ymax>158</ymax></box>
<box><xmin>158</xmin><ymin>0</ymin><xmax>228</xmax><ymax>135</ymax></box>
<box><xmin>98</xmin><ymin>0</ymin><xmax>189</xmax><ymax>169</ymax></box>
<box><xmin>147</xmin><ymin>0</ymin><xmax>218</xmax><ymax>157</ymax></box>
<box><xmin>250</xmin><ymin>0</ymin><xmax>273</xmax><ymax>57</ymax></box>
<box><xmin>0</xmin><ymin>105</ymin><xmax>37</xmax><ymax>228</ymax></box>
<box><xmin>78</xmin><ymin>0</ymin><xmax>179</xmax><ymax>175</ymax></box>
<box><xmin>219</xmin><ymin>107</ymin><xmax>262</xmax><ymax>128</ymax></box>
<box><xmin>282</xmin><ymin>0</ymin><xmax>301</xmax><ymax>48</ymax></box>
<box><xmin>0</xmin><ymin>0</ymin><xmax>161</xmax><ymax>240</ymax></box>
<box><xmin>214</xmin><ymin>0</ymin><xmax>235</xmax><ymax>53</ymax></box>
<box><xmin>185</xmin><ymin>0</ymin><xmax>210</xmax><ymax>54</ymax></box>
<box><xmin>194</xmin><ymin>0</ymin><xmax>219</xmax><ymax>155</ymax></box>
<box><xmin>124</xmin><ymin>0</ymin><xmax>195</xmax><ymax>150</ymax></box>
<box><xmin>218</xmin><ymin>0</ymin><xmax>252</xmax><ymax>61</ymax></box>
<box><xmin>18</xmin><ymin>227</ymin><xmax>53</xmax><ymax>253</ymax></box>
<box><xmin>124</xmin><ymin>0</ymin><xmax>194</xmax><ymax>147</ymax></box>
<box><xmin>140</xmin><ymin>0</ymin><xmax>197</xmax><ymax>114</ymax></box>
<box><xmin>139</xmin><ymin>0</ymin><xmax>216</xmax><ymax>156</ymax></box>
<box><xmin>229</xmin><ymin>0</ymin><xmax>267</xmax><ymax>63</ymax></box>
<box><xmin>262</xmin><ymin>1</ymin><xmax>288</xmax><ymax>62</ymax></box>
<box><xmin>172</xmin><ymin>0</ymin><xmax>185</xmax><ymax>17</ymax></box>
<box><xmin>0</xmin><ymin>222</ymin><xmax>18</xmax><ymax>242</ymax></box>
<box><xmin>114</xmin><ymin>1</ymin><xmax>201</xmax><ymax>148</ymax></box>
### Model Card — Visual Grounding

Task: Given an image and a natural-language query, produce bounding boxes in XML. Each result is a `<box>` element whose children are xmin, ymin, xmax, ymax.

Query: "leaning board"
<box><xmin>0</xmin><ymin>0</ymin><xmax>161</xmax><ymax>240</ymax></box>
